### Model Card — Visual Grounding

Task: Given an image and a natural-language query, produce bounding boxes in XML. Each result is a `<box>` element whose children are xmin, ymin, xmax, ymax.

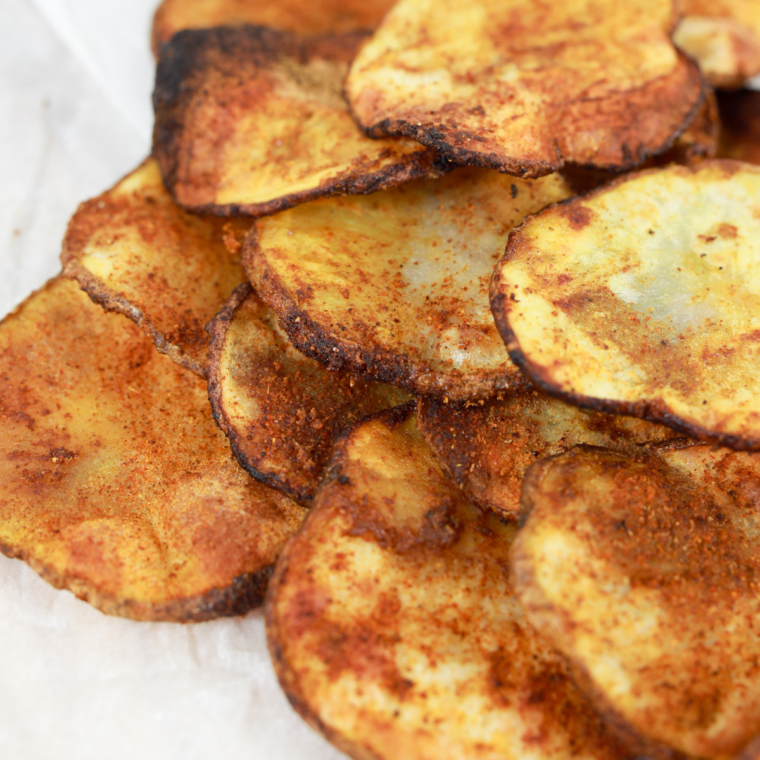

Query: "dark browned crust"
<box><xmin>718</xmin><ymin>89</ymin><xmax>760</xmax><ymax>165</ymax></box>
<box><xmin>246</xmin><ymin>228</ymin><xmax>529</xmax><ymax>401</ymax></box>
<box><xmin>490</xmin><ymin>159</ymin><xmax>760</xmax><ymax>451</ymax></box>
<box><xmin>357</xmin><ymin>52</ymin><xmax>705</xmax><ymax>179</ymax></box>
<box><xmin>153</xmin><ymin>25</ymin><xmax>449</xmax><ymax>218</ymax></box>
<box><xmin>0</xmin><ymin>536</ymin><xmax>272</xmax><ymax>623</ymax></box>
<box><xmin>62</xmin><ymin>258</ymin><xmax>208</xmax><ymax>379</ymax></box>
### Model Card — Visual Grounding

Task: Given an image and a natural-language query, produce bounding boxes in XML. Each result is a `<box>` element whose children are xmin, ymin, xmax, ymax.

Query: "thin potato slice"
<box><xmin>61</xmin><ymin>158</ymin><xmax>247</xmax><ymax>378</ymax></box>
<box><xmin>718</xmin><ymin>89</ymin><xmax>760</xmax><ymax>165</ymax></box>
<box><xmin>418</xmin><ymin>388</ymin><xmax>682</xmax><ymax>516</ymax></box>
<box><xmin>0</xmin><ymin>277</ymin><xmax>307</xmax><ymax>621</ymax></box>
<box><xmin>266</xmin><ymin>406</ymin><xmax>631</xmax><ymax>760</ymax></box>
<box><xmin>346</xmin><ymin>0</ymin><xmax>704</xmax><ymax>177</ymax></box>
<box><xmin>153</xmin><ymin>26</ymin><xmax>444</xmax><ymax>217</ymax></box>
<box><xmin>151</xmin><ymin>0</ymin><xmax>397</xmax><ymax>56</ymax></box>
<box><xmin>491</xmin><ymin>160</ymin><xmax>760</xmax><ymax>450</ymax></box>
<box><xmin>675</xmin><ymin>1</ymin><xmax>760</xmax><ymax>88</ymax></box>
<box><xmin>207</xmin><ymin>284</ymin><xmax>409</xmax><ymax>502</ymax></box>
<box><xmin>248</xmin><ymin>168</ymin><xmax>571</xmax><ymax>400</ymax></box>
<box><xmin>513</xmin><ymin>444</ymin><xmax>760</xmax><ymax>760</ymax></box>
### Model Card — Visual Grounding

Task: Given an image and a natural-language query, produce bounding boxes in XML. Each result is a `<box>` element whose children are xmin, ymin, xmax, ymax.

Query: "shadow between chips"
<box><xmin>0</xmin><ymin>278</ymin><xmax>307</xmax><ymax>622</ymax></box>
<box><xmin>207</xmin><ymin>283</ymin><xmax>409</xmax><ymax>503</ymax></box>
<box><xmin>266</xmin><ymin>405</ymin><xmax>632</xmax><ymax>760</ymax></box>
<box><xmin>153</xmin><ymin>26</ymin><xmax>446</xmax><ymax>217</ymax></box>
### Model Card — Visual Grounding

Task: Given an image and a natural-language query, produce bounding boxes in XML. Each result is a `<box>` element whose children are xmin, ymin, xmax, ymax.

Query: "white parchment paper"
<box><xmin>0</xmin><ymin>2</ymin><xmax>344</xmax><ymax>758</ymax></box>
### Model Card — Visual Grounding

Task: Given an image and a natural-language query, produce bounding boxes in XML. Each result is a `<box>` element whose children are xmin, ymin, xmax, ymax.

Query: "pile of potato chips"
<box><xmin>4</xmin><ymin>0</ymin><xmax>760</xmax><ymax>757</ymax></box>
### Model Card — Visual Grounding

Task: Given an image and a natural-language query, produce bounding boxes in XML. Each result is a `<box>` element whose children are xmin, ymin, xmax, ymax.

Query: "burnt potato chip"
<box><xmin>153</xmin><ymin>26</ymin><xmax>444</xmax><ymax>217</ymax></box>
<box><xmin>151</xmin><ymin>0</ymin><xmax>397</xmax><ymax>55</ymax></box>
<box><xmin>675</xmin><ymin>1</ymin><xmax>760</xmax><ymax>88</ymax></box>
<box><xmin>418</xmin><ymin>388</ymin><xmax>682</xmax><ymax>517</ymax></box>
<box><xmin>61</xmin><ymin>158</ymin><xmax>247</xmax><ymax>378</ymax></box>
<box><xmin>513</xmin><ymin>444</ymin><xmax>760</xmax><ymax>760</ymax></box>
<box><xmin>207</xmin><ymin>283</ymin><xmax>409</xmax><ymax>502</ymax></box>
<box><xmin>266</xmin><ymin>405</ymin><xmax>631</xmax><ymax>760</ymax></box>
<box><xmin>346</xmin><ymin>0</ymin><xmax>704</xmax><ymax>177</ymax></box>
<box><xmin>491</xmin><ymin>160</ymin><xmax>760</xmax><ymax>450</ymax></box>
<box><xmin>248</xmin><ymin>167</ymin><xmax>571</xmax><ymax>401</ymax></box>
<box><xmin>718</xmin><ymin>89</ymin><xmax>760</xmax><ymax>164</ymax></box>
<box><xmin>0</xmin><ymin>277</ymin><xmax>307</xmax><ymax>621</ymax></box>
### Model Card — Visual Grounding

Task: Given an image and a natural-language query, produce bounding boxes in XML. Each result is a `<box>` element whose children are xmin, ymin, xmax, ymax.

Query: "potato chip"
<box><xmin>718</xmin><ymin>89</ymin><xmax>760</xmax><ymax>165</ymax></box>
<box><xmin>248</xmin><ymin>167</ymin><xmax>570</xmax><ymax>400</ymax></box>
<box><xmin>491</xmin><ymin>160</ymin><xmax>760</xmax><ymax>450</ymax></box>
<box><xmin>207</xmin><ymin>283</ymin><xmax>409</xmax><ymax>502</ymax></box>
<box><xmin>153</xmin><ymin>26</ymin><xmax>445</xmax><ymax>217</ymax></box>
<box><xmin>151</xmin><ymin>0</ymin><xmax>396</xmax><ymax>55</ymax></box>
<box><xmin>0</xmin><ymin>277</ymin><xmax>307</xmax><ymax>621</ymax></box>
<box><xmin>513</xmin><ymin>444</ymin><xmax>760</xmax><ymax>760</ymax></box>
<box><xmin>266</xmin><ymin>405</ymin><xmax>630</xmax><ymax>760</ymax></box>
<box><xmin>346</xmin><ymin>0</ymin><xmax>704</xmax><ymax>177</ymax></box>
<box><xmin>675</xmin><ymin>1</ymin><xmax>760</xmax><ymax>88</ymax></box>
<box><xmin>418</xmin><ymin>388</ymin><xmax>682</xmax><ymax>516</ymax></box>
<box><xmin>61</xmin><ymin>158</ymin><xmax>247</xmax><ymax>379</ymax></box>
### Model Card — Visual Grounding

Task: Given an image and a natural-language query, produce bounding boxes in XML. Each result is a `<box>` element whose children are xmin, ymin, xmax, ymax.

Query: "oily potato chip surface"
<box><xmin>62</xmin><ymin>158</ymin><xmax>247</xmax><ymax>378</ymax></box>
<box><xmin>491</xmin><ymin>160</ymin><xmax>760</xmax><ymax>450</ymax></box>
<box><xmin>153</xmin><ymin>26</ymin><xmax>443</xmax><ymax>217</ymax></box>
<box><xmin>267</xmin><ymin>406</ymin><xmax>630</xmax><ymax>760</ymax></box>
<box><xmin>346</xmin><ymin>0</ymin><xmax>704</xmax><ymax>177</ymax></box>
<box><xmin>418</xmin><ymin>389</ymin><xmax>681</xmax><ymax>516</ymax></box>
<box><xmin>207</xmin><ymin>284</ymin><xmax>409</xmax><ymax>502</ymax></box>
<box><xmin>0</xmin><ymin>277</ymin><xmax>307</xmax><ymax>621</ymax></box>
<box><xmin>249</xmin><ymin>168</ymin><xmax>571</xmax><ymax>400</ymax></box>
<box><xmin>151</xmin><ymin>0</ymin><xmax>397</xmax><ymax>55</ymax></box>
<box><xmin>513</xmin><ymin>445</ymin><xmax>760</xmax><ymax>760</ymax></box>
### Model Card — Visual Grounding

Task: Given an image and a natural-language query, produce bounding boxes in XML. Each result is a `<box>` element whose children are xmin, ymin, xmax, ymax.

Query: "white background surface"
<box><xmin>0</xmin><ymin>2</ymin><xmax>344</xmax><ymax>758</ymax></box>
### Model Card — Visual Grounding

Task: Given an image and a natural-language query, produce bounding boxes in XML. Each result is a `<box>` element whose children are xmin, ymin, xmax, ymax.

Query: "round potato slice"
<box><xmin>346</xmin><ymin>0</ymin><xmax>704</xmax><ymax>177</ymax></box>
<box><xmin>491</xmin><ymin>160</ymin><xmax>760</xmax><ymax>450</ymax></box>
<box><xmin>418</xmin><ymin>388</ymin><xmax>683</xmax><ymax>516</ymax></box>
<box><xmin>248</xmin><ymin>167</ymin><xmax>571</xmax><ymax>400</ymax></box>
<box><xmin>207</xmin><ymin>283</ymin><xmax>409</xmax><ymax>502</ymax></box>
<box><xmin>61</xmin><ymin>158</ymin><xmax>248</xmax><ymax>378</ymax></box>
<box><xmin>513</xmin><ymin>444</ymin><xmax>760</xmax><ymax>760</ymax></box>
<box><xmin>151</xmin><ymin>0</ymin><xmax>397</xmax><ymax>56</ymax></box>
<box><xmin>153</xmin><ymin>26</ymin><xmax>444</xmax><ymax>217</ymax></box>
<box><xmin>0</xmin><ymin>277</ymin><xmax>307</xmax><ymax>621</ymax></box>
<box><xmin>266</xmin><ymin>405</ymin><xmax>631</xmax><ymax>760</ymax></box>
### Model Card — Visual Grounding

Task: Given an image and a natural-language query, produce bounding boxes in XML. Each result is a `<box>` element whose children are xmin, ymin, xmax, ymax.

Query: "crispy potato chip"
<box><xmin>491</xmin><ymin>160</ymin><xmax>760</xmax><ymax>450</ymax></box>
<box><xmin>151</xmin><ymin>0</ymin><xmax>397</xmax><ymax>56</ymax></box>
<box><xmin>418</xmin><ymin>388</ymin><xmax>682</xmax><ymax>516</ymax></box>
<box><xmin>346</xmin><ymin>0</ymin><xmax>705</xmax><ymax>177</ymax></box>
<box><xmin>718</xmin><ymin>89</ymin><xmax>760</xmax><ymax>164</ymax></box>
<box><xmin>0</xmin><ymin>277</ymin><xmax>307</xmax><ymax>621</ymax></box>
<box><xmin>675</xmin><ymin>1</ymin><xmax>760</xmax><ymax>88</ymax></box>
<box><xmin>207</xmin><ymin>283</ymin><xmax>409</xmax><ymax>502</ymax></box>
<box><xmin>248</xmin><ymin>167</ymin><xmax>570</xmax><ymax>400</ymax></box>
<box><xmin>153</xmin><ymin>26</ymin><xmax>445</xmax><ymax>217</ymax></box>
<box><xmin>513</xmin><ymin>444</ymin><xmax>760</xmax><ymax>760</ymax></box>
<box><xmin>266</xmin><ymin>406</ymin><xmax>631</xmax><ymax>760</ymax></box>
<box><xmin>61</xmin><ymin>158</ymin><xmax>247</xmax><ymax>379</ymax></box>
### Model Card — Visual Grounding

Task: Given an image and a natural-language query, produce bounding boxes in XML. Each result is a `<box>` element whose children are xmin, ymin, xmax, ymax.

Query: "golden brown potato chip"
<box><xmin>266</xmin><ymin>405</ymin><xmax>631</xmax><ymax>760</ymax></box>
<box><xmin>718</xmin><ymin>89</ymin><xmax>760</xmax><ymax>164</ymax></box>
<box><xmin>346</xmin><ymin>0</ymin><xmax>704</xmax><ymax>177</ymax></box>
<box><xmin>207</xmin><ymin>283</ymin><xmax>409</xmax><ymax>502</ymax></box>
<box><xmin>61</xmin><ymin>158</ymin><xmax>247</xmax><ymax>379</ymax></box>
<box><xmin>513</xmin><ymin>444</ymin><xmax>760</xmax><ymax>760</ymax></box>
<box><xmin>151</xmin><ymin>0</ymin><xmax>397</xmax><ymax>56</ymax></box>
<box><xmin>0</xmin><ymin>277</ymin><xmax>307</xmax><ymax>621</ymax></box>
<box><xmin>491</xmin><ymin>160</ymin><xmax>760</xmax><ymax>450</ymax></box>
<box><xmin>248</xmin><ymin>167</ymin><xmax>571</xmax><ymax>401</ymax></box>
<box><xmin>418</xmin><ymin>388</ymin><xmax>682</xmax><ymax>517</ymax></box>
<box><xmin>153</xmin><ymin>26</ymin><xmax>445</xmax><ymax>217</ymax></box>
<box><xmin>675</xmin><ymin>1</ymin><xmax>760</xmax><ymax>88</ymax></box>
